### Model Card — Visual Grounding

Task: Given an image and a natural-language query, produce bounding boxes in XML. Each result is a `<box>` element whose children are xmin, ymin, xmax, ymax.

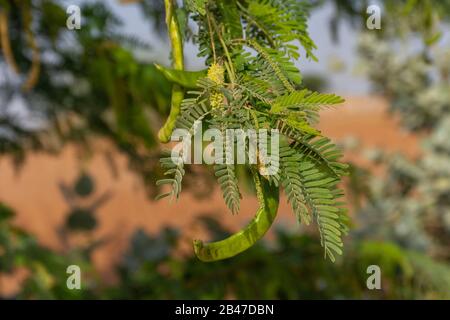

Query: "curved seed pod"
<box><xmin>158</xmin><ymin>0</ymin><xmax>185</xmax><ymax>143</ymax></box>
<box><xmin>158</xmin><ymin>86</ymin><xmax>184</xmax><ymax>143</ymax></box>
<box><xmin>155</xmin><ymin>64</ymin><xmax>206</xmax><ymax>89</ymax></box>
<box><xmin>193</xmin><ymin>173</ymin><xmax>279</xmax><ymax>262</ymax></box>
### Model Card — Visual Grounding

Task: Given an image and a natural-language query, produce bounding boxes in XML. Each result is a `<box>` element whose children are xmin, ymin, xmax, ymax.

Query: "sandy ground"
<box><xmin>0</xmin><ymin>96</ymin><xmax>420</xmax><ymax>291</ymax></box>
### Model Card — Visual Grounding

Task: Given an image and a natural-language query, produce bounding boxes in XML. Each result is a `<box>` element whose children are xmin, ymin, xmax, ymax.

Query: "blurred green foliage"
<box><xmin>110</xmin><ymin>222</ymin><xmax>450</xmax><ymax>299</ymax></box>
<box><xmin>0</xmin><ymin>0</ymin><xmax>177</xmax><ymax>198</ymax></box>
<box><xmin>352</xmin><ymin>3</ymin><xmax>450</xmax><ymax>262</ymax></box>
<box><xmin>323</xmin><ymin>0</ymin><xmax>450</xmax><ymax>43</ymax></box>
<box><xmin>0</xmin><ymin>0</ymin><xmax>221</xmax><ymax>199</ymax></box>
<box><xmin>1</xmin><ymin>202</ymin><xmax>450</xmax><ymax>299</ymax></box>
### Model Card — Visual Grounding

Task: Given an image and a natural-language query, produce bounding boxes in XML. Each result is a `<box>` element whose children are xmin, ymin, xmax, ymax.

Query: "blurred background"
<box><xmin>0</xmin><ymin>0</ymin><xmax>450</xmax><ymax>299</ymax></box>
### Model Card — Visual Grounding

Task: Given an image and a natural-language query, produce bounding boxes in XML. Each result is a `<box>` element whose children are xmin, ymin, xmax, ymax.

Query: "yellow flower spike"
<box><xmin>207</xmin><ymin>63</ymin><xmax>225</xmax><ymax>85</ymax></box>
<box><xmin>207</xmin><ymin>63</ymin><xmax>225</xmax><ymax>109</ymax></box>
<box><xmin>210</xmin><ymin>92</ymin><xmax>224</xmax><ymax>109</ymax></box>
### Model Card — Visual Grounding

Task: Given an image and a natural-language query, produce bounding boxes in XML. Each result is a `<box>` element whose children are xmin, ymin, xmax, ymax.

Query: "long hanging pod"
<box><xmin>158</xmin><ymin>0</ymin><xmax>185</xmax><ymax>143</ymax></box>
<box><xmin>194</xmin><ymin>172</ymin><xmax>280</xmax><ymax>262</ymax></box>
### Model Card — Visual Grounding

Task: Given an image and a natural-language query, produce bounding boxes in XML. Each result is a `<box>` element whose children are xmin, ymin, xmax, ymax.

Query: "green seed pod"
<box><xmin>193</xmin><ymin>174</ymin><xmax>279</xmax><ymax>262</ymax></box>
<box><xmin>155</xmin><ymin>64</ymin><xmax>206</xmax><ymax>89</ymax></box>
<box><xmin>158</xmin><ymin>0</ymin><xmax>185</xmax><ymax>143</ymax></box>
<box><xmin>158</xmin><ymin>86</ymin><xmax>184</xmax><ymax>143</ymax></box>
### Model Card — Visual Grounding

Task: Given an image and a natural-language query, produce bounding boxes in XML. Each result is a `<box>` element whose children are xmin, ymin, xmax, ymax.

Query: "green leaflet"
<box><xmin>217</xmin><ymin>0</ymin><xmax>243</xmax><ymax>40</ymax></box>
<box><xmin>247</xmin><ymin>40</ymin><xmax>298</xmax><ymax>92</ymax></box>
<box><xmin>271</xmin><ymin>90</ymin><xmax>345</xmax><ymax>114</ymax></box>
<box><xmin>215</xmin><ymin>163</ymin><xmax>241</xmax><ymax>215</ymax></box>
<box><xmin>285</xmin><ymin>116</ymin><xmax>321</xmax><ymax>136</ymax></box>
<box><xmin>155</xmin><ymin>64</ymin><xmax>207</xmax><ymax>89</ymax></box>
<box><xmin>194</xmin><ymin>173</ymin><xmax>279</xmax><ymax>262</ymax></box>
<box><xmin>244</xmin><ymin>0</ymin><xmax>317</xmax><ymax>61</ymax></box>
<box><xmin>156</xmin><ymin>151</ymin><xmax>185</xmax><ymax>201</ymax></box>
<box><xmin>185</xmin><ymin>0</ymin><xmax>207</xmax><ymax>15</ymax></box>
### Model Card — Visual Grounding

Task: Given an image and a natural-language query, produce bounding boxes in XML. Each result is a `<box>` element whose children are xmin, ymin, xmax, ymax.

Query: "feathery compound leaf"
<box><xmin>277</xmin><ymin>116</ymin><xmax>321</xmax><ymax>137</ymax></box>
<box><xmin>156</xmin><ymin>151</ymin><xmax>185</xmax><ymax>201</ymax></box>
<box><xmin>212</xmin><ymin>121</ymin><xmax>242</xmax><ymax>215</ymax></box>
<box><xmin>215</xmin><ymin>164</ymin><xmax>241</xmax><ymax>215</ymax></box>
<box><xmin>279</xmin><ymin>141</ymin><xmax>348</xmax><ymax>262</ymax></box>
<box><xmin>185</xmin><ymin>0</ymin><xmax>207</xmax><ymax>15</ymax></box>
<box><xmin>292</xmin><ymin>136</ymin><xmax>348</xmax><ymax>178</ymax></box>
<box><xmin>216</xmin><ymin>0</ymin><xmax>243</xmax><ymax>40</ymax></box>
<box><xmin>176</xmin><ymin>80</ymin><xmax>216</xmax><ymax>132</ymax></box>
<box><xmin>235</xmin><ymin>75</ymin><xmax>275</xmax><ymax>106</ymax></box>
<box><xmin>177</xmin><ymin>96</ymin><xmax>210</xmax><ymax>133</ymax></box>
<box><xmin>280</xmin><ymin>146</ymin><xmax>311</xmax><ymax>225</ymax></box>
<box><xmin>247</xmin><ymin>40</ymin><xmax>300</xmax><ymax>92</ymax></box>
<box><xmin>271</xmin><ymin>90</ymin><xmax>345</xmax><ymax>115</ymax></box>
<box><xmin>243</xmin><ymin>0</ymin><xmax>317</xmax><ymax>60</ymax></box>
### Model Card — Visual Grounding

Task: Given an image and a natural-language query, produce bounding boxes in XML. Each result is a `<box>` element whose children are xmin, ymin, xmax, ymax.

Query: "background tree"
<box><xmin>353</xmin><ymin>3</ymin><xmax>450</xmax><ymax>261</ymax></box>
